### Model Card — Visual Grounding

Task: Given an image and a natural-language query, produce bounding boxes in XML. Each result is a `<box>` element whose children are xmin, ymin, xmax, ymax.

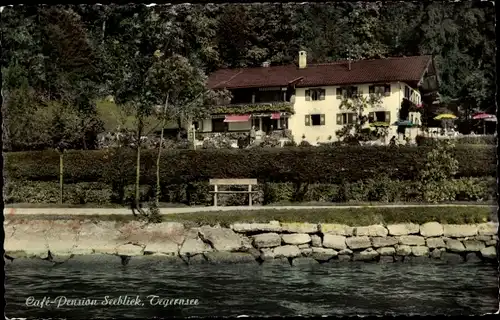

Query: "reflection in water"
<box><xmin>5</xmin><ymin>260</ymin><xmax>498</xmax><ymax>318</ymax></box>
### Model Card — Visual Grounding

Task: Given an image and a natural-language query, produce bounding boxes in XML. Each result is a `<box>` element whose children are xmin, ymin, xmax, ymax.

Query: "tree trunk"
<box><xmin>156</xmin><ymin>93</ymin><xmax>169</xmax><ymax>204</ymax></box>
<box><xmin>135</xmin><ymin>114</ymin><xmax>144</xmax><ymax>208</ymax></box>
<box><xmin>59</xmin><ymin>151</ymin><xmax>64</xmax><ymax>204</ymax></box>
<box><xmin>102</xmin><ymin>20</ymin><xmax>106</xmax><ymax>45</ymax></box>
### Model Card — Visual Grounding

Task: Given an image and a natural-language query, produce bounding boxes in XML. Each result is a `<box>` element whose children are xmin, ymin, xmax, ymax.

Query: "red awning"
<box><xmin>224</xmin><ymin>114</ymin><xmax>251</xmax><ymax>123</ymax></box>
<box><xmin>271</xmin><ymin>112</ymin><xmax>281</xmax><ymax>120</ymax></box>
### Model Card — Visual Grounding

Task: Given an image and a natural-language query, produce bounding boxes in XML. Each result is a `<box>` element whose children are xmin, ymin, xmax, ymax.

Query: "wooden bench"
<box><xmin>209</xmin><ymin>178</ymin><xmax>258</xmax><ymax>207</ymax></box>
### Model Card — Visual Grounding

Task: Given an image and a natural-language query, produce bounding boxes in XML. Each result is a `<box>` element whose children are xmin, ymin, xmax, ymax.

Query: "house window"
<box><xmin>305</xmin><ymin>114</ymin><xmax>325</xmax><ymax>126</ymax></box>
<box><xmin>336</xmin><ymin>112</ymin><xmax>357</xmax><ymax>125</ymax></box>
<box><xmin>305</xmin><ymin>88</ymin><xmax>326</xmax><ymax>101</ymax></box>
<box><xmin>336</xmin><ymin>86</ymin><xmax>358</xmax><ymax>99</ymax></box>
<box><xmin>369</xmin><ymin>84</ymin><xmax>391</xmax><ymax>96</ymax></box>
<box><xmin>369</xmin><ymin>111</ymin><xmax>391</xmax><ymax>123</ymax></box>
<box><xmin>212</xmin><ymin>118</ymin><xmax>227</xmax><ymax>132</ymax></box>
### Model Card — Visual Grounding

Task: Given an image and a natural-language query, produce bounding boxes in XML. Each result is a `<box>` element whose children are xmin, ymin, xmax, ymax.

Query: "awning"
<box><xmin>271</xmin><ymin>112</ymin><xmax>281</xmax><ymax>120</ymax></box>
<box><xmin>224</xmin><ymin>114</ymin><xmax>251</xmax><ymax>123</ymax></box>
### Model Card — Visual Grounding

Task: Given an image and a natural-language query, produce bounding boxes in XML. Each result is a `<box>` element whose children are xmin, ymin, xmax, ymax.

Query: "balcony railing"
<box><xmin>210</xmin><ymin>101</ymin><xmax>294</xmax><ymax>115</ymax></box>
<box><xmin>404</xmin><ymin>86</ymin><xmax>421</xmax><ymax>106</ymax></box>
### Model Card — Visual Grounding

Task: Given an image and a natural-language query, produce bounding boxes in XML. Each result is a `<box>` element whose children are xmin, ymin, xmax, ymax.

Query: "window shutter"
<box><xmin>319</xmin><ymin>89</ymin><xmax>325</xmax><ymax>100</ymax></box>
<box><xmin>384</xmin><ymin>85</ymin><xmax>391</xmax><ymax>96</ymax></box>
<box><xmin>385</xmin><ymin>111</ymin><xmax>391</xmax><ymax>123</ymax></box>
<box><xmin>320</xmin><ymin>114</ymin><xmax>325</xmax><ymax>125</ymax></box>
<box><xmin>369</xmin><ymin>85</ymin><xmax>375</xmax><ymax>94</ymax></box>
<box><xmin>336</xmin><ymin>114</ymin><xmax>342</xmax><ymax>125</ymax></box>
<box><xmin>347</xmin><ymin>113</ymin><xmax>353</xmax><ymax>124</ymax></box>
<box><xmin>305</xmin><ymin>90</ymin><xmax>311</xmax><ymax>101</ymax></box>
<box><xmin>305</xmin><ymin>115</ymin><xmax>311</xmax><ymax>126</ymax></box>
<box><xmin>336</xmin><ymin>88</ymin><xmax>342</xmax><ymax>99</ymax></box>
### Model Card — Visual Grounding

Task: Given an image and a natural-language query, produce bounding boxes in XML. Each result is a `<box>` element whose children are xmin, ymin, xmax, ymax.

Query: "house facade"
<box><xmin>202</xmin><ymin>52</ymin><xmax>439</xmax><ymax>144</ymax></box>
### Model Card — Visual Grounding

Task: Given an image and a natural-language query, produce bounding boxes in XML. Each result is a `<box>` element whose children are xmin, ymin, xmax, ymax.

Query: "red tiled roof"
<box><xmin>207</xmin><ymin>55</ymin><xmax>433</xmax><ymax>89</ymax></box>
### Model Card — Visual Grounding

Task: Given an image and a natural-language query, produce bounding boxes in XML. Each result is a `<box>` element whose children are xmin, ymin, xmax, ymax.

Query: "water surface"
<box><xmin>5</xmin><ymin>260</ymin><xmax>498</xmax><ymax>318</ymax></box>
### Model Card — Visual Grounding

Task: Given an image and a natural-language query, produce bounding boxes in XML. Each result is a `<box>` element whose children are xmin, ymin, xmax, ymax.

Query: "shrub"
<box><xmin>4</xmin><ymin>177</ymin><xmax>495</xmax><ymax>205</ymax></box>
<box><xmin>298</xmin><ymin>140</ymin><xmax>312</xmax><ymax>147</ymax></box>
<box><xmin>4</xmin><ymin>181</ymin><xmax>112</xmax><ymax>204</ymax></box>
<box><xmin>283</xmin><ymin>140</ymin><xmax>297</xmax><ymax>147</ymax></box>
<box><xmin>4</xmin><ymin>145</ymin><xmax>496</xmax><ymax>186</ymax></box>
<box><xmin>259</xmin><ymin>135</ymin><xmax>281</xmax><ymax>148</ymax></box>
<box><xmin>416</xmin><ymin>135</ymin><xmax>496</xmax><ymax>146</ymax></box>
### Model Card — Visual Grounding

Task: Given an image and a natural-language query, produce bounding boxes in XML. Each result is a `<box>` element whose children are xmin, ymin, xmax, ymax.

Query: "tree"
<box><xmin>147</xmin><ymin>51</ymin><xmax>229</xmax><ymax>203</ymax></box>
<box><xmin>335</xmin><ymin>91</ymin><xmax>387</xmax><ymax>144</ymax></box>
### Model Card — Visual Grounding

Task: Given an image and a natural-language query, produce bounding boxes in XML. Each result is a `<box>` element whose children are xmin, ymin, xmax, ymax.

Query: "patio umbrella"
<box><xmin>434</xmin><ymin>113</ymin><xmax>457</xmax><ymax>120</ymax></box>
<box><xmin>473</xmin><ymin>113</ymin><xmax>497</xmax><ymax>134</ymax></box>
<box><xmin>392</xmin><ymin>120</ymin><xmax>415</xmax><ymax>127</ymax></box>
<box><xmin>472</xmin><ymin>112</ymin><xmax>495</xmax><ymax>120</ymax></box>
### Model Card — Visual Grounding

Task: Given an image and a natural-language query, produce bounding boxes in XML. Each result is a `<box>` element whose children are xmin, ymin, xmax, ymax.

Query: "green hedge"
<box><xmin>416</xmin><ymin>135</ymin><xmax>497</xmax><ymax>146</ymax></box>
<box><xmin>5</xmin><ymin>177</ymin><xmax>496</xmax><ymax>205</ymax></box>
<box><xmin>4</xmin><ymin>146</ymin><xmax>496</xmax><ymax>185</ymax></box>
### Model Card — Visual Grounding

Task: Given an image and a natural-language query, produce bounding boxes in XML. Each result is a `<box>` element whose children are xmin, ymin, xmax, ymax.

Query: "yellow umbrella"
<box><xmin>434</xmin><ymin>114</ymin><xmax>457</xmax><ymax>120</ymax></box>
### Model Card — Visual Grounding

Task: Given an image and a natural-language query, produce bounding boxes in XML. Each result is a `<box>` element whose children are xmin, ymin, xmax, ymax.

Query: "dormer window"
<box><xmin>336</xmin><ymin>86</ymin><xmax>358</xmax><ymax>99</ymax></box>
<box><xmin>305</xmin><ymin>88</ymin><xmax>326</xmax><ymax>101</ymax></box>
<box><xmin>369</xmin><ymin>84</ymin><xmax>391</xmax><ymax>96</ymax></box>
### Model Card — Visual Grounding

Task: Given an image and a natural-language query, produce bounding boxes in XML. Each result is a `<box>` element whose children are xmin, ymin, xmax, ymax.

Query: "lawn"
<box><xmin>96</xmin><ymin>99</ymin><xmax>161</xmax><ymax>133</ymax></box>
<box><xmin>6</xmin><ymin>206</ymin><xmax>496</xmax><ymax>227</ymax></box>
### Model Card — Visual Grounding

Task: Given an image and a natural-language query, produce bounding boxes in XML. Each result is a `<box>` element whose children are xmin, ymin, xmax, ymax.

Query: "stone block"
<box><xmin>323</xmin><ymin>235</ymin><xmax>347</xmax><ymax>250</ymax></box>
<box><xmin>426</xmin><ymin>237</ymin><xmax>446</xmax><ymax>249</ymax></box>
<box><xmin>320</xmin><ymin>224</ymin><xmax>354</xmax><ymax>236</ymax></box>
<box><xmin>419</xmin><ymin>222</ymin><xmax>443</xmax><ymax>237</ymax></box>
<box><xmin>231</xmin><ymin>222</ymin><xmax>281</xmax><ymax>233</ymax></box>
<box><xmin>395</xmin><ymin>245</ymin><xmax>411</xmax><ymax>256</ymax></box>
<box><xmin>443</xmin><ymin>224</ymin><xmax>477</xmax><ymax>237</ymax></box>
<box><xmin>252</xmin><ymin>233</ymin><xmax>282</xmax><ymax>248</ymax></box>
<box><xmin>480</xmin><ymin>246</ymin><xmax>497</xmax><ymax>260</ymax></box>
<box><xmin>377</xmin><ymin>247</ymin><xmax>395</xmax><ymax>256</ymax></box>
<box><xmin>398</xmin><ymin>235</ymin><xmax>425</xmax><ymax>246</ymax></box>
<box><xmin>411</xmin><ymin>246</ymin><xmax>429</xmax><ymax>257</ymax></box>
<box><xmin>463</xmin><ymin>240</ymin><xmax>485</xmax><ymax>252</ymax></box>
<box><xmin>387</xmin><ymin>223</ymin><xmax>419</xmax><ymax>236</ymax></box>
<box><xmin>346</xmin><ymin>236</ymin><xmax>371</xmax><ymax>249</ymax></box>
<box><xmin>445</xmin><ymin>239</ymin><xmax>466</xmax><ymax>252</ymax></box>
<box><xmin>353</xmin><ymin>248</ymin><xmax>379</xmax><ymax>261</ymax></box>
<box><xmin>371</xmin><ymin>237</ymin><xmax>398</xmax><ymax>248</ymax></box>
<box><xmin>311</xmin><ymin>247</ymin><xmax>337</xmax><ymax>261</ymax></box>
<box><xmin>477</xmin><ymin>222</ymin><xmax>498</xmax><ymax>236</ymax></box>
<box><xmin>273</xmin><ymin>245</ymin><xmax>301</xmax><ymax>258</ymax></box>
<box><xmin>281</xmin><ymin>223</ymin><xmax>318</xmax><ymax>233</ymax></box>
<box><xmin>355</xmin><ymin>225</ymin><xmax>388</xmax><ymax>237</ymax></box>
<box><xmin>199</xmin><ymin>226</ymin><xmax>247</xmax><ymax>251</ymax></box>
<box><xmin>282</xmin><ymin>234</ymin><xmax>311</xmax><ymax>245</ymax></box>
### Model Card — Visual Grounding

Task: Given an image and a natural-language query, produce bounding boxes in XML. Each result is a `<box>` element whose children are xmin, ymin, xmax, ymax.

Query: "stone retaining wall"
<box><xmin>4</xmin><ymin>220</ymin><xmax>498</xmax><ymax>266</ymax></box>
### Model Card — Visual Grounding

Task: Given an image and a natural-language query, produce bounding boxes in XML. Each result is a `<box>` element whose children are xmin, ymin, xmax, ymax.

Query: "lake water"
<box><xmin>5</xmin><ymin>260</ymin><xmax>498</xmax><ymax>318</ymax></box>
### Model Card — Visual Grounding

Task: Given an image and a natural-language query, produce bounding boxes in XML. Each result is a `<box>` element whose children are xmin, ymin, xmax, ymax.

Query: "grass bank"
<box><xmin>6</xmin><ymin>206</ymin><xmax>496</xmax><ymax>227</ymax></box>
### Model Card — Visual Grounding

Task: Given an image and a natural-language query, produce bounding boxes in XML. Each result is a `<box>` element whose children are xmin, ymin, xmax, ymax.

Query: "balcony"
<box><xmin>209</xmin><ymin>101</ymin><xmax>294</xmax><ymax>115</ymax></box>
<box><xmin>404</xmin><ymin>85</ymin><xmax>422</xmax><ymax>107</ymax></box>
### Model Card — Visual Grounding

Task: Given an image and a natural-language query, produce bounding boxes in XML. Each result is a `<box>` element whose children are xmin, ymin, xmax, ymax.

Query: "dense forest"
<box><xmin>1</xmin><ymin>2</ymin><xmax>496</xmax><ymax>151</ymax></box>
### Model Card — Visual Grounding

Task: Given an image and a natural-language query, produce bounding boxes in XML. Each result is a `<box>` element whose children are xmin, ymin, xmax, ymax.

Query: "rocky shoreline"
<box><xmin>4</xmin><ymin>220</ymin><xmax>498</xmax><ymax>266</ymax></box>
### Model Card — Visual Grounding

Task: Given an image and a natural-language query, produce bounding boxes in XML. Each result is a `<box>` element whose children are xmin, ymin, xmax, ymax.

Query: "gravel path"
<box><xmin>3</xmin><ymin>204</ymin><xmax>497</xmax><ymax>216</ymax></box>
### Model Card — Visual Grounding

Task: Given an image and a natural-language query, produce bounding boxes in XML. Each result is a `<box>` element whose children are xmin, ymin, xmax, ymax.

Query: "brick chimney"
<box><xmin>299</xmin><ymin>51</ymin><xmax>307</xmax><ymax>69</ymax></box>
